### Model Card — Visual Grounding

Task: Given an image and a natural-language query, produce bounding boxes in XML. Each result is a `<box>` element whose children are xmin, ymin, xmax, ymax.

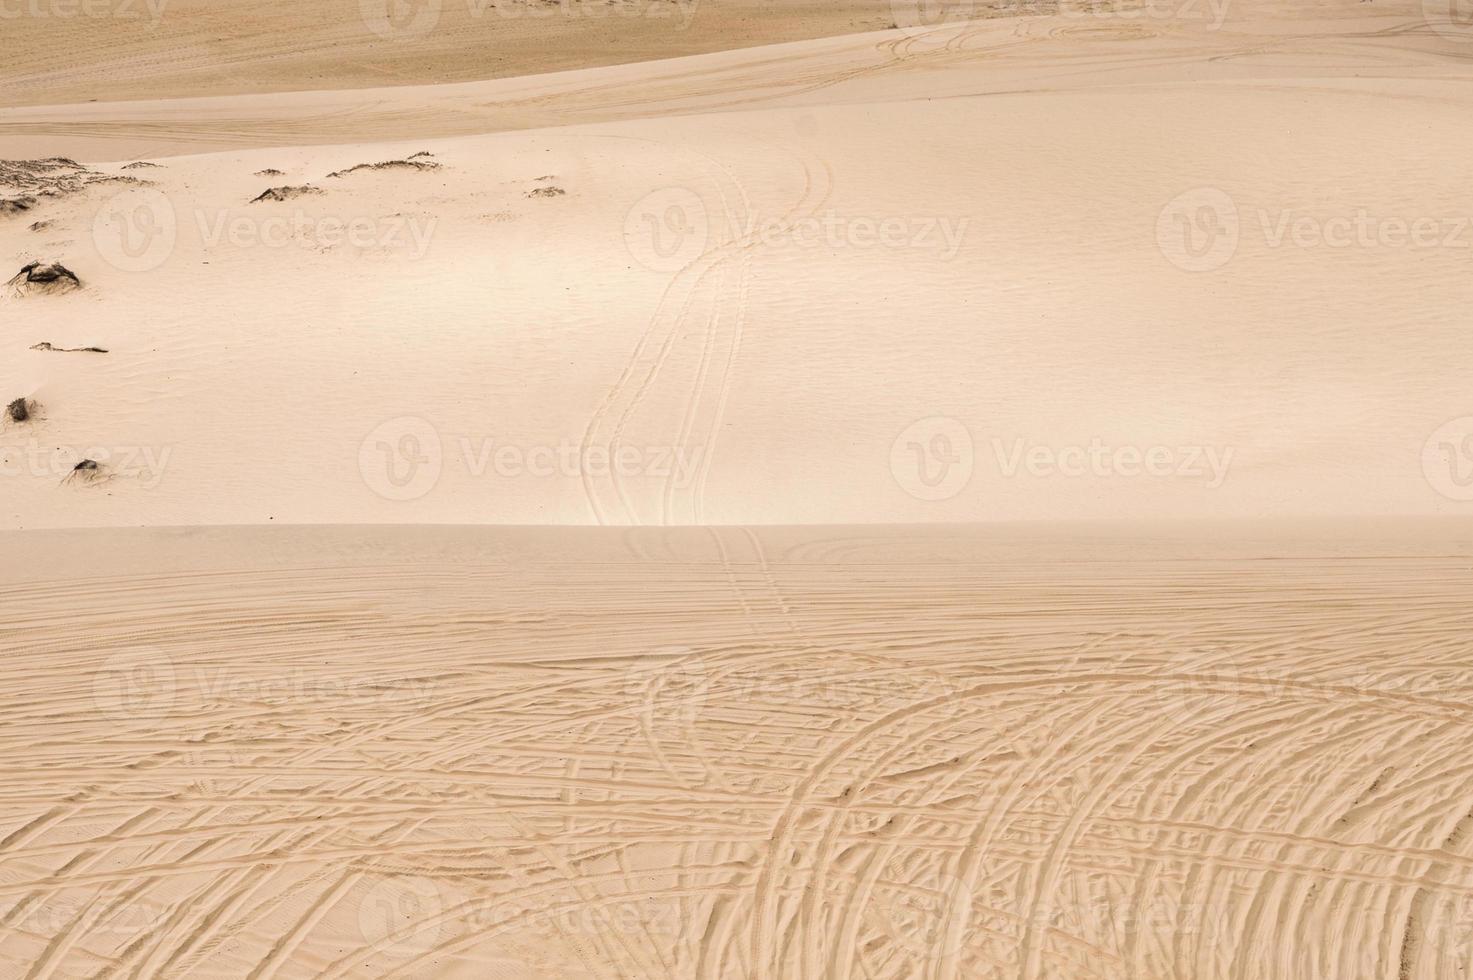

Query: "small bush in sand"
<box><xmin>6</xmin><ymin>398</ymin><xmax>30</xmax><ymax>423</ymax></box>
<box><xmin>121</xmin><ymin>161</ymin><xmax>161</xmax><ymax>170</ymax></box>
<box><xmin>528</xmin><ymin>186</ymin><xmax>566</xmax><ymax>198</ymax></box>
<box><xmin>254</xmin><ymin>168</ymin><xmax>285</xmax><ymax>177</ymax></box>
<box><xmin>7</xmin><ymin>261</ymin><xmax>81</xmax><ymax>296</ymax></box>
<box><xmin>250</xmin><ymin>185</ymin><xmax>323</xmax><ymax>204</ymax></box>
<box><xmin>64</xmin><ymin>458</ymin><xmax>108</xmax><ymax>486</ymax></box>
<box><xmin>325</xmin><ymin>158</ymin><xmax>441</xmax><ymax>179</ymax></box>
<box><xmin>1</xmin><ymin>196</ymin><xmax>36</xmax><ymax>215</ymax></box>
<box><xmin>31</xmin><ymin>342</ymin><xmax>108</xmax><ymax>354</ymax></box>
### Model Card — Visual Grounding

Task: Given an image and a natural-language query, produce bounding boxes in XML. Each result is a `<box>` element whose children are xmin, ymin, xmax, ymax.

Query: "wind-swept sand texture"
<box><xmin>0</xmin><ymin>0</ymin><xmax>898</xmax><ymax>108</ymax></box>
<box><xmin>5</xmin><ymin>1</ymin><xmax>1473</xmax><ymax>977</ymax></box>
<box><xmin>3</xmin><ymin>8</ymin><xmax>1473</xmax><ymax>527</ymax></box>
<box><xmin>4</xmin><ymin>523</ymin><xmax>1473</xmax><ymax>978</ymax></box>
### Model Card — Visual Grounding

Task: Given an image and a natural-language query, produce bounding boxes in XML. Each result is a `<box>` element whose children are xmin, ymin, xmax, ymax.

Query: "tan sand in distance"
<box><xmin>3</xmin><ymin>0</ymin><xmax>1473</xmax><ymax>976</ymax></box>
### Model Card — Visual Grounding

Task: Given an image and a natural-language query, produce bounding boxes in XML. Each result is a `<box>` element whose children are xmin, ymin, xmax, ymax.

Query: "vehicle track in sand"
<box><xmin>3</xmin><ymin>529</ymin><xmax>1473</xmax><ymax>977</ymax></box>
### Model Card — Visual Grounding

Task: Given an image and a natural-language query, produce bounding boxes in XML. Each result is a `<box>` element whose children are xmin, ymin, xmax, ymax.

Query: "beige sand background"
<box><xmin>3</xmin><ymin>5</ymin><xmax>1473</xmax><ymax>528</ymax></box>
<box><xmin>5</xmin><ymin>522</ymin><xmax>1473</xmax><ymax>979</ymax></box>
<box><xmin>4</xmin><ymin>1</ymin><xmax>1473</xmax><ymax>976</ymax></box>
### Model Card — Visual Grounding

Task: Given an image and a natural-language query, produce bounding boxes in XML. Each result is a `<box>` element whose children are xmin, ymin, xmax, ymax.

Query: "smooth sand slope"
<box><xmin>0</xmin><ymin>0</ymin><xmax>897</xmax><ymax>108</ymax></box>
<box><xmin>3</xmin><ymin>8</ymin><xmax>1473</xmax><ymax>528</ymax></box>
<box><xmin>4</xmin><ymin>522</ymin><xmax>1473</xmax><ymax>979</ymax></box>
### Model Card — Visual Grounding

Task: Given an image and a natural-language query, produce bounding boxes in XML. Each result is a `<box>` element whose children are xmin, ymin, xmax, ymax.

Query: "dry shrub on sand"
<box><xmin>7</xmin><ymin>261</ymin><xmax>81</xmax><ymax>296</ymax></box>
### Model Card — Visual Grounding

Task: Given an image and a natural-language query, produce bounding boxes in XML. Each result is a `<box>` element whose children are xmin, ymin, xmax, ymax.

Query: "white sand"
<box><xmin>3</xmin><ymin>2</ymin><xmax>1473</xmax><ymax>976</ymax></box>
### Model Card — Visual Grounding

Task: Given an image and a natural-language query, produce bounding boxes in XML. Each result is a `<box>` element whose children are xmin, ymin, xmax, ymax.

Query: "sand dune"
<box><xmin>4</xmin><ymin>2</ymin><xmax>1473</xmax><ymax>977</ymax></box>
<box><xmin>4</xmin><ymin>12</ymin><xmax>1473</xmax><ymax>527</ymax></box>
<box><xmin>0</xmin><ymin>0</ymin><xmax>898</xmax><ymax>108</ymax></box>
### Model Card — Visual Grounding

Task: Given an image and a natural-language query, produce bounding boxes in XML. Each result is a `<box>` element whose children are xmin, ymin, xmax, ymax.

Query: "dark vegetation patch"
<box><xmin>31</xmin><ymin>342</ymin><xmax>108</xmax><ymax>353</ymax></box>
<box><xmin>326</xmin><ymin>158</ymin><xmax>441</xmax><ymax>179</ymax></box>
<box><xmin>8</xmin><ymin>261</ymin><xmax>81</xmax><ymax>295</ymax></box>
<box><xmin>250</xmin><ymin>185</ymin><xmax>323</xmax><ymax>204</ymax></box>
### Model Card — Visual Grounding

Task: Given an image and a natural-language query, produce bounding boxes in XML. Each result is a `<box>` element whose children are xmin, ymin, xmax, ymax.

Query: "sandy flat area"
<box><xmin>3</xmin><ymin>0</ymin><xmax>1473</xmax><ymax>976</ymax></box>
<box><xmin>4</xmin><ymin>522</ymin><xmax>1473</xmax><ymax>979</ymax></box>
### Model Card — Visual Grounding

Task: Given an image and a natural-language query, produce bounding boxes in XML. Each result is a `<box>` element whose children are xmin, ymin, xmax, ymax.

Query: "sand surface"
<box><xmin>4</xmin><ymin>1</ymin><xmax>1473</xmax><ymax>976</ymax></box>
<box><xmin>3</xmin><ymin>7</ymin><xmax>1473</xmax><ymax>527</ymax></box>
<box><xmin>5</xmin><ymin>522</ymin><xmax>1473</xmax><ymax>979</ymax></box>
